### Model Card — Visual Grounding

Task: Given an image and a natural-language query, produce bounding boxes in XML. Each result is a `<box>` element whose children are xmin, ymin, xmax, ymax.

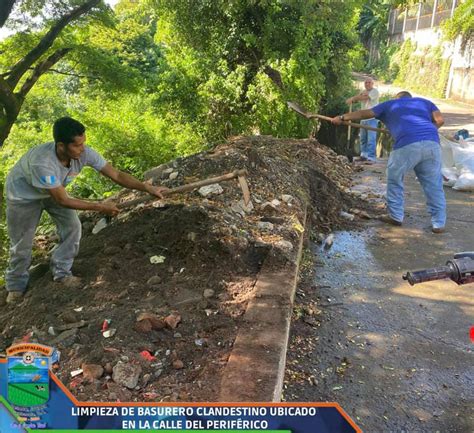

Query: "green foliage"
<box><xmin>392</xmin><ymin>39</ymin><xmax>451</xmax><ymax>98</ymax></box>
<box><xmin>357</xmin><ymin>1</ymin><xmax>390</xmax><ymax>45</ymax></box>
<box><xmin>153</xmin><ymin>0</ymin><xmax>363</xmax><ymax>139</ymax></box>
<box><xmin>442</xmin><ymin>0</ymin><xmax>474</xmax><ymax>51</ymax></box>
<box><xmin>355</xmin><ymin>0</ymin><xmax>393</xmax><ymax>74</ymax></box>
<box><xmin>370</xmin><ymin>42</ymin><xmax>401</xmax><ymax>81</ymax></box>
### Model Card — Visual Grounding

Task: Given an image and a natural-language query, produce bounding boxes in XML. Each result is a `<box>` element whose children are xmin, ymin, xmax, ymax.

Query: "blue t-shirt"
<box><xmin>371</xmin><ymin>97</ymin><xmax>440</xmax><ymax>149</ymax></box>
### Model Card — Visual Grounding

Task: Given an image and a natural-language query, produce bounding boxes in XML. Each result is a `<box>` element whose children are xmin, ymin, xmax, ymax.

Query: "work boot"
<box><xmin>378</xmin><ymin>214</ymin><xmax>402</xmax><ymax>226</ymax></box>
<box><xmin>432</xmin><ymin>227</ymin><xmax>445</xmax><ymax>234</ymax></box>
<box><xmin>6</xmin><ymin>291</ymin><xmax>25</xmax><ymax>304</ymax></box>
<box><xmin>54</xmin><ymin>275</ymin><xmax>83</xmax><ymax>289</ymax></box>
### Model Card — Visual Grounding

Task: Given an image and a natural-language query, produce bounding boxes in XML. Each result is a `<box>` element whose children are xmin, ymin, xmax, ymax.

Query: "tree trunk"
<box><xmin>0</xmin><ymin>114</ymin><xmax>18</xmax><ymax>147</ymax></box>
<box><xmin>0</xmin><ymin>0</ymin><xmax>16</xmax><ymax>28</ymax></box>
<box><xmin>0</xmin><ymin>0</ymin><xmax>102</xmax><ymax>147</ymax></box>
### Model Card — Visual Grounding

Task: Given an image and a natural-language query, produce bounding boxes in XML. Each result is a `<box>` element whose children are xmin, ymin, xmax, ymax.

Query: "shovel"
<box><xmin>117</xmin><ymin>169</ymin><xmax>251</xmax><ymax>209</ymax></box>
<box><xmin>287</xmin><ymin>101</ymin><xmax>388</xmax><ymax>134</ymax></box>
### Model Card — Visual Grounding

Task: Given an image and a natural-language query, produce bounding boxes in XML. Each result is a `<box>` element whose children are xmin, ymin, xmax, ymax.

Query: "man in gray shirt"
<box><xmin>4</xmin><ymin>117</ymin><xmax>168</xmax><ymax>304</ymax></box>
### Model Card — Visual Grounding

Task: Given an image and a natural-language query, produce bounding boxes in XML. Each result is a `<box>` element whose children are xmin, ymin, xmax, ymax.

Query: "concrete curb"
<box><xmin>218</xmin><ymin>207</ymin><xmax>307</xmax><ymax>402</ymax></box>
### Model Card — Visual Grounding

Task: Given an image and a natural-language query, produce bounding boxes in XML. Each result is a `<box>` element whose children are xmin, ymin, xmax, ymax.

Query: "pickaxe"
<box><xmin>117</xmin><ymin>169</ymin><xmax>251</xmax><ymax>210</ymax></box>
<box><xmin>287</xmin><ymin>101</ymin><xmax>389</xmax><ymax>134</ymax></box>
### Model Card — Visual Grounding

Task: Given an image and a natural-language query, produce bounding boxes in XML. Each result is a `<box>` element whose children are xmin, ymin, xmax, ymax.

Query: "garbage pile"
<box><xmin>0</xmin><ymin>135</ymin><xmax>369</xmax><ymax>402</ymax></box>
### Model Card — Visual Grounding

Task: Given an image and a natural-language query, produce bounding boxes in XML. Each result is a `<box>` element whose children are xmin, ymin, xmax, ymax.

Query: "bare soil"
<box><xmin>0</xmin><ymin>135</ymin><xmax>373</xmax><ymax>403</ymax></box>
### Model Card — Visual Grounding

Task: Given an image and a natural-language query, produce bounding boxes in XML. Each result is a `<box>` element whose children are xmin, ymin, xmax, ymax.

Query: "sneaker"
<box><xmin>6</xmin><ymin>291</ymin><xmax>25</xmax><ymax>304</ymax></box>
<box><xmin>54</xmin><ymin>275</ymin><xmax>83</xmax><ymax>289</ymax></box>
<box><xmin>378</xmin><ymin>214</ymin><xmax>402</xmax><ymax>226</ymax></box>
<box><xmin>432</xmin><ymin>227</ymin><xmax>445</xmax><ymax>234</ymax></box>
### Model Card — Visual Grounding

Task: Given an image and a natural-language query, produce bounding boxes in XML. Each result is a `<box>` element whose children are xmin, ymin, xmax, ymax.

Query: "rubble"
<box><xmin>82</xmin><ymin>364</ymin><xmax>104</xmax><ymax>381</ymax></box>
<box><xmin>0</xmin><ymin>135</ymin><xmax>370</xmax><ymax>403</ymax></box>
<box><xmin>112</xmin><ymin>363</ymin><xmax>142</xmax><ymax>389</ymax></box>
<box><xmin>198</xmin><ymin>184</ymin><xmax>224</xmax><ymax>197</ymax></box>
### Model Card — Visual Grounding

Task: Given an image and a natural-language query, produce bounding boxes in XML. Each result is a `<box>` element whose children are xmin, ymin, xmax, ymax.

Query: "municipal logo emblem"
<box><xmin>6</xmin><ymin>344</ymin><xmax>54</xmax><ymax>407</ymax></box>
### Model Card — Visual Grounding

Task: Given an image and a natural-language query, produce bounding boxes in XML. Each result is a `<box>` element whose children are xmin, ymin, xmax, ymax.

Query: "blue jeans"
<box><xmin>386</xmin><ymin>140</ymin><xmax>446</xmax><ymax>228</ymax></box>
<box><xmin>5</xmin><ymin>198</ymin><xmax>82</xmax><ymax>292</ymax></box>
<box><xmin>360</xmin><ymin>118</ymin><xmax>378</xmax><ymax>161</ymax></box>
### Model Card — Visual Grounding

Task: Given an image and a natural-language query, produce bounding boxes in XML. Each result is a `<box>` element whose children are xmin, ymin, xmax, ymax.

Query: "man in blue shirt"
<box><xmin>332</xmin><ymin>91</ymin><xmax>446</xmax><ymax>233</ymax></box>
<box><xmin>4</xmin><ymin>117</ymin><xmax>169</xmax><ymax>304</ymax></box>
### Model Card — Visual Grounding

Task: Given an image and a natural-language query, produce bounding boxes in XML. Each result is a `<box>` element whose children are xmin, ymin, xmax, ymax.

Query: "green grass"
<box><xmin>8</xmin><ymin>383</ymin><xmax>48</xmax><ymax>407</ymax></box>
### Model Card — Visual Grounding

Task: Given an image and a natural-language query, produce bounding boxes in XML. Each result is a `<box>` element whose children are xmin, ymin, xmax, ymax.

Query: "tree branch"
<box><xmin>44</xmin><ymin>67</ymin><xmax>100</xmax><ymax>80</ymax></box>
<box><xmin>6</xmin><ymin>0</ymin><xmax>101</xmax><ymax>89</ymax></box>
<box><xmin>17</xmin><ymin>48</ymin><xmax>71</xmax><ymax>99</ymax></box>
<box><xmin>0</xmin><ymin>0</ymin><xmax>17</xmax><ymax>28</ymax></box>
<box><xmin>264</xmin><ymin>65</ymin><xmax>284</xmax><ymax>89</ymax></box>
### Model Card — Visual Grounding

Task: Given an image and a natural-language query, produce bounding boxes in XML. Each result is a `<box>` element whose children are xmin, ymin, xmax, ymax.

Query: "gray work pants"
<box><xmin>5</xmin><ymin>198</ymin><xmax>81</xmax><ymax>292</ymax></box>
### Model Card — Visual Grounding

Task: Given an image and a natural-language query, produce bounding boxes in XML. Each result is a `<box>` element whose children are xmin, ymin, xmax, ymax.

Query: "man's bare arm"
<box><xmin>432</xmin><ymin>110</ymin><xmax>444</xmax><ymax>129</ymax></box>
<box><xmin>346</xmin><ymin>92</ymin><xmax>370</xmax><ymax>105</ymax></box>
<box><xmin>48</xmin><ymin>186</ymin><xmax>119</xmax><ymax>216</ymax></box>
<box><xmin>331</xmin><ymin>109</ymin><xmax>376</xmax><ymax>125</ymax></box>
<box><xmin>100</xmin><ymin>163</ymin><xmax>168</xmax><ymax>199</ymax></box>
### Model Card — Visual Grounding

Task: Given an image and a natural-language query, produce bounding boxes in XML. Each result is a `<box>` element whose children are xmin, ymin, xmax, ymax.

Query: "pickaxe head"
<box><xmin>237</xmin><ymin>172</ymin><xmax>251</xmax><ymax>206</ymax></box>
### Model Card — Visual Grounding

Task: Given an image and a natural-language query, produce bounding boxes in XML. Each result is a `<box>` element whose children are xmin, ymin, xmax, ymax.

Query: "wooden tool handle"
<box><xmin>117</xmin><ymin>169</ymin><xmax>247</xmax><ymax>209</ymax></box>
<box><xmin>307</xmin><ymin>113</ymin><xmax>388</xmax><ymax>134</ymax></box>
<box><xmin>287</xmin><ymin>101</ymin><xmax>388</xmax><ymax>134</ymax></box>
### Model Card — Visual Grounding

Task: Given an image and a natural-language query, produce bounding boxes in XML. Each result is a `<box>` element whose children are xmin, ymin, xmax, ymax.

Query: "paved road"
<box><xmin>284</xmin><ymin>85</ymin><xmax>474</xmax><ymax>432</ymax></box>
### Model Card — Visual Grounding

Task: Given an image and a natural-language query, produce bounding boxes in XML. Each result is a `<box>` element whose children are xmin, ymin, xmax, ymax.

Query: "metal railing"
<box><xmin>388</xmin><ymin>1</ymin><xmax>457</xmax><ymax>36</ymax></box>
<box><xmin>433</xmin><ymin>9</ymin><xmax>452</xmax><ymax>27</ymax></box>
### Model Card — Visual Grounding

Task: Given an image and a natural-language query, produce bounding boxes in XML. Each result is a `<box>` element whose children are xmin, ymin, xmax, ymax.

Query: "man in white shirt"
<box><xmin>346</xmin><ymin>77</ymin><xmax>380</xmax><ymax>162</ymax></box>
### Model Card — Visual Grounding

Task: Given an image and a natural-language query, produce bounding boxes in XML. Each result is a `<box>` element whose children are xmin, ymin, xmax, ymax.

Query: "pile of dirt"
<box><xmin>0</xmin><ymin>135</ymin><xmax>372</xmax><ymax>402</ymax></box>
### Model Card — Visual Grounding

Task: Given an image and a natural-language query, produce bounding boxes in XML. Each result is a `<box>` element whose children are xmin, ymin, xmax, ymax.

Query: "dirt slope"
<box><xmin>0</xmin><ymin>135</ymin><xmax>367</xmax><ymax>402</ymax></box>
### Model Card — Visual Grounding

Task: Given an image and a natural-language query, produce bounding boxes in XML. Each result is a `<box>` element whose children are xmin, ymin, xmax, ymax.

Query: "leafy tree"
<box><xmin>0</xmin><ymin>0</ymin><xmax>108</xmax><ymax>146</ymax></box>
<box><xmin>153</xmin><ymin>0</ymin><xmax>363</xmax><ymax>140</ymax></box>
<box><xmin>357</xmin><ymin>1</ymin><xmax>391</xmax><ymax>68</ymax></box>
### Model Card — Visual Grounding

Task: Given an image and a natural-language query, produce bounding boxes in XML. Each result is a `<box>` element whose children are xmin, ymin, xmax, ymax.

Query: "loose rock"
<box><xmin>257</xmin><ymin>221</ymin><xmax>274</xmax><ymax>231</ymax></box>
<box><xmin>137</xmin><ymin>312</ymin><xmax>166</xmax><ymax>330</ymax></box>
<box><xmin>281</xmin><ymin>194</ymin><xmax>294</xmax><ymax>203</ymax></box>
<box><xmin>203</xmin><ymin>289</ymin><xmax>215</xmax><ymax>299</ymax></box>
<box><xmin>104</xmin><ymin>362</ymin><xmax>113</xmax><ymax>375</ymax></box>
<box><xmin>134</xmin><ymin>319</ymin><xmax>152</xmax><ymax>333</ymax></box>
<box><xmin>112</xmin><ymin>363</ymin><xmax>142</xmax><ymax>389</ymax></box>
<box><xmin>340</xmin><ymin>211</ymin><xmax>355</xmax><ymax>221</ymax></box>
<box><xmin>82</xmin><ymin>364</ymin><xmax>104</xmax><ymax>381</ymax></box>
<box><xmin>275</xmin><ymin>240</ymin><xmax>293</xmax><ymax>252</ymax></box>
<box><xmin>198</xmin><ymin>184</ymin><xmax>223</xmax><ymax>197</ymax></box>
<box><xmin>164</xmin><ymin>312</ymin><xmax>181</xmax><ymax>329</ymax></box>
<box><xmin>146</xmin><ymin>276</ymin><xmax>162</xmax><ymax>286</ymax></box>
<box><xmin>172</xmin><ymin>359</ymin><xmax>184</xmax><ymax>370</ymax></box>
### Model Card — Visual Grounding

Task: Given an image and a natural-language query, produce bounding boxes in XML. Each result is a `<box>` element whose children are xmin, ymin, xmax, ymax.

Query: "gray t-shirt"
<box><xmin>6</xmin><ymin>142</ymin><xmax>107</xmax><ymax>202</ymax></box>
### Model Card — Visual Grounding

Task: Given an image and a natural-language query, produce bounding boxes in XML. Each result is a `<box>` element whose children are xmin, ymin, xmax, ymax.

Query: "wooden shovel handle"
<box><xmin>307</xmin><ymin>113</ymin><xmax>388</xmax><ymax>134</ymax></box>
<box><xmin>287</xmin><ymin>101</ymin><xmax>388</xmax><ymax>134</ymax></box>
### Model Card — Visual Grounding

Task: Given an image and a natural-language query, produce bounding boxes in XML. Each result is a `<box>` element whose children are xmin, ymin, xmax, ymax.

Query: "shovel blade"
<box><xmin>287</xmin><ymin>101</ymin><xmax>311</xmax><ymax>119</ymax></box>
